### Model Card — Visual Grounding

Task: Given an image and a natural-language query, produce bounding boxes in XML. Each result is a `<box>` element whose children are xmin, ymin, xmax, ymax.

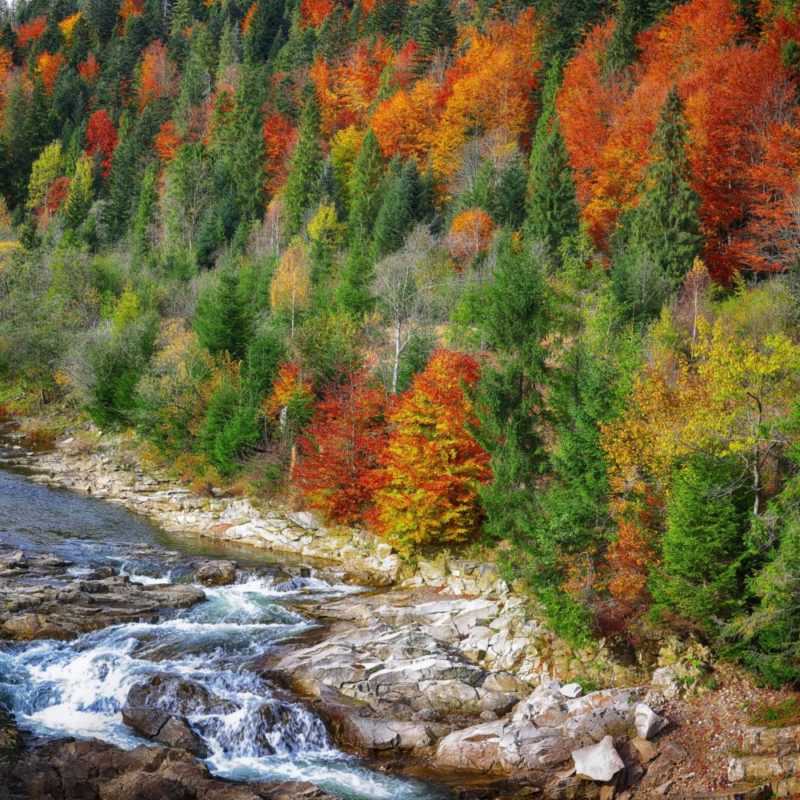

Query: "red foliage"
<box><xmin>36</xmin><ymin>52</ymin><xmax>65</xmax><ymax>95</ymax></box>
<box><xmin>85</xmin><ymin>110</ymin><xmax>118</xmax><ymax>179</ymax></box>
<box><xmin>155</xmin><ymin>120</ymin><xmax>182</xmax><ymax>162</ymax></box>
<box><xmin>79</xmin><ymin>53</ymin><xmax>101</xmax><ymax>83</ymax></box>
<box><xmin>15</xmin><ymin>16</ymin><xmax>46</xmax><ymax>49</ymax></box>
<box><xmin>120</xmin><ymin>0</ymin><xmax>146</xmax><ymax>20</ymax></box>
<box><xmin>262</xmin><ymin>111</ymin><xmax>298</xmax><ymax>196</ymax></box>
<box><xmin>138</xmin><ymin>41</ymin><xmax>178</xmax><ymax>112</ymax></box>
<box><xmin>370</xmin><ymin>351</ymin><xmax>491</xmax><ymax>551</ymax></box>
<box><xmin>294</xmin><ymin>371</ymin><xmax>388</xmax><ymax>525</ymax></box>
<box><xmin>558</xmin><ymin>0</ymin><xmax>800</xmax><ymax>279</ymax></box>
<box><xmin>46</xmin><ymin>176</ymin><xmax>70</xmax><ymax>215</ymax></box>
<box><xmin>300</xmin><ymin>0</ymin><xmax>336</xmax><ymax>28</ymax></box>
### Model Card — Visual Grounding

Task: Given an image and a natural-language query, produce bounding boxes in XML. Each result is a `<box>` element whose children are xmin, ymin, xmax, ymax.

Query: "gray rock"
<box><xmin>634</xmin><ymin>702</ymin><xmax>668</xmax><ymax>739</ymax></box>
<box><xmin>560</xmin><ymin>682</ymin><xmax>583</xmax><ymax>699</ymax></box>
<box><xmin>572</xmin><ymin>735</ymin><xmax>625</xmax><ymax>782</ymax></box>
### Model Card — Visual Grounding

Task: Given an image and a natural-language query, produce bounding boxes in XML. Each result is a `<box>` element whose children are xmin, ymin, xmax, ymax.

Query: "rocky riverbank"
<box><xmin>2</xmin><ymin>424</ymin><xmax>797</xmax><ymax>799</ymax></box>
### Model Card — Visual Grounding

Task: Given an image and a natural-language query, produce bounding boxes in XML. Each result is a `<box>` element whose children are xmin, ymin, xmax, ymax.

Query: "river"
<box><xmin>0</xmin><ymin>436</ymin><xmax>451</xmax><ymax>800</ymax></box>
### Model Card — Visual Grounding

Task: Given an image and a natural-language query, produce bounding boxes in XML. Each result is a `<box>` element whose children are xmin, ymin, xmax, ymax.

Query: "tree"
<box><xmin>63</xmin><ymin>154</ymin><xmax>93</xmax><ymax>231</ymax></box>
<box><xmin>373</xmin><ymin>158</ymin><xmax>428</xmax><ymax>258</ymax></box>
<box><xmin>347</xmin><ymin>129</ymin><xmax>384</xmax><ymax>241</ymax></box>
<box><xmin>85</xmin><ymin>110</ymin><xmax>118</xmax><ymax>179</ymax></box>
<box><xmin>447</xmin><ymin>208</ymin><xmax>496</xmax><ymax>264</ymax></box>
<box><xmin>194</xmin><ymin>268</ymin><xmax>250</xmax><ymax>360</ymax></box>
<box><xmin>373</xmin><ymin>226</ymin><xmax>435</xmax><ymax>394</ymax></box>
<box><xmin>371</xmin><ymin>350</ymin><xmax>490</xmax><ymax>554</ymax></box>
<box><xmin>283</xmin><ymin>95</ymin><xmax>323</xmax><ymax>234</ymax></box>
<box><xmin>527</xmin><ymin>63</ymin><xmax>579</xmax><ymax>257</ymax></box>
<box><xmin>294</xmin><ymin>369</ymin><xmax>388</xmax><ymax>524</ymax></box>
<box><xmin>132</xmin><ymin>162</ymin><xmax>158</xmax><ymax>259</ymax></box>
<box><xmin>618</xmin><ymin>87</ymin><xmax>702</xmax><ymax>292</ymax></box>
<box><xmin>26</xmin><ymin>141</ymin><xmax>63</xmax><ymax>218</ymax></box>
<box><xmin>651</xmin><ymin>454</ymin><xmax>750</xmax><ymax>632</ymax></box>
<box><xmin>413</xmin><ymin>0</ymin><xmax>456</xmax><ymax>70</ymax></box>
<box><xmin>270</xmin><ymin>239</ymin><xmax>312</xmax><ymax>336</ymax></box>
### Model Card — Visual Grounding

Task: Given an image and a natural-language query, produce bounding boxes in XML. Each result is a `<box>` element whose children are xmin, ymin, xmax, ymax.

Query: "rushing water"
<box><xmin>0</xmin><ymin>439</ymin><xmax>451</xmax><ymax>800</ymax></box>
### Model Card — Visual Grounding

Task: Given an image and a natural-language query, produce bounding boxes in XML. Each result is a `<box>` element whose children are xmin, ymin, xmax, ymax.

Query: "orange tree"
<box><xmin>370</xmin><ymin>350</ymin><xmax>490</xmax><ymax>554</ymax></box>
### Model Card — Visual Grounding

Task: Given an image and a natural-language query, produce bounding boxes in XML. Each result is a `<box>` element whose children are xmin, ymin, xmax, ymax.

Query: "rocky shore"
<box><xmin>1</xmin><ymin>427</ymin><xmax>797</xmax><ymax>799</ymax></box>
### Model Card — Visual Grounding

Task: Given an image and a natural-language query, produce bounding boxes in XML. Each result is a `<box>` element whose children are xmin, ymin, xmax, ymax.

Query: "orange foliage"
<box><xmin>242</xmin><ymin>2</ymin><xmax>257</xmax><ymax>33</ymax></box>
<box><xmin>58</xmin><ymin>12</ymin><xmax>82</xmax><ymax>45</ymax></box>
<box><xmin>138</xmin><ymin>41</ymin><xmax>178</xmax><ymax>112</ymax></box>
<box><xmin>300</xmin><ymin>0</ymin><xmax>336</xmax><ymax>28</ymax></box>
<box><xmin>447</xmin><ymin>208</ymin><xmax>496</xmax><ymax>263</ymax></box>
<box><xmin>120</xmin><ymin>0</ymin><xmax>145</xmax><ymax>20</ymax></box>
<box><xmin>15</xmin><ymin>16</ymin><xmax>46</xmax><ymax>49</ymax></box>
<box><xmin>85</xmin><ymin>110</ymin><xmax>118</xmax><ymax>179</ymax></box>
<box><xmin>370</xmin><ymin>351</ymin><xmax>491</xmax><ymax>552</ymax></box>
<box><xmin>294</xmin><ymin>370</ymin><xmax>388</xmax><ymax>524</ymax></box>
<box><xmin>36</xmin><ymin>52</ymin><xmax>65</xmax><ymax>95</ymax></box>
<box><xmin>371</xmin><ymin>79</ymin><xmax>438</xmax><ymax>161</ymax></box>
<box><xmin>311</xmin><ymin>39</ymin><xmax>394</xmax><ymax>136</ymax></box>
<box><xmin>262</xmin><ymin>363</ymin><xmax>313</xmax><ymax>419</ymax></box>
<box><xmin>155</xmin><ymin>120</ymin><xmax>182</xmax><ymax>162</ymax></box>
<box><xmin>558</xmin><ymin>0</ymin><xmax>800</xmax><ymax>279</ymax></box>
<box><xmin>79</xmin><ymin>53</ymin><xmax>101</xmax><ymax>83</ymax></box>
<box><xmin>46</xmin><ymin>176</ymin><xmax>70</xmax><ymax>216</ymax></box>
<box><xmin>262</xmin><ymin>111</ymin><xmax>298</xmax><ymax>196</ymax></box>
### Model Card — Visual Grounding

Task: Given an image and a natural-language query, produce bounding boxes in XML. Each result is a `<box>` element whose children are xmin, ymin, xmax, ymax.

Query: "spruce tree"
<box><xmin>413</xmin><ymin>0</ymin><xmax>457</xmax><ymax>69</ymax></box>
<box><xmin>131</xmin><ymin>162</ymin><xmax>158</xmax><ymax>260</ymax></box>
<box><xmin>194</xmin><ymin>268</ymin><xmax>250</xmax><ymax>360</ymax></box>
<box><xmin>494</xmin><ymin>154</ymin><xmax>528</xmax><ymax>230</ymax></box>
<box><xmin>243</xmin><ymin>0</ymin><xmax>286</xmax><ymax>64</ymax></box>
<box><xmin>283</xmin><ymin>94</ymin><xmax>323</xmax><ymax>235</ymax></box>
<box><xmin>336</xmin><ymin>235</ymin><xmax>375</xmax><ymax>319</ymax></box>
<box><xmin>348</xmin><ymin>129</ymin><xmax>384</xmax><ymax>241</ymax></box>
<box><xmin>373</xmin><ymin>157</ymin><xmax>416</xmax><ymax>258</ymax></box>
<box><xmin>613</xmin><ymin>87</ymin><xmax>702</xmax><ymax>321</ymax></box>
<box><xmin>64</xmin><ymin>155</ymin><xmax>94</xmax><ymax>232</ymax></box>
<box><xmin>526</xmin><ymin>64</ymin><xmax>579</xmax><ymax>257</ymax></box>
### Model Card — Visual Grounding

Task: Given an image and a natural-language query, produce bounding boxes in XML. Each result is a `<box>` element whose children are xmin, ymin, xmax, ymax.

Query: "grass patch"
<box><xmin>748</xmin><ymin>695</ymin><xmax>800</xmax><ymax>728</ymax></box>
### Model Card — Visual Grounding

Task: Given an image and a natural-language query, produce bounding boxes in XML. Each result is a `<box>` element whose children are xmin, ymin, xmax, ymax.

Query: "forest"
<box><xmin>1</xmin><ymin>0</ymin><xmax>800</xmax><ymax>686</ymax></box>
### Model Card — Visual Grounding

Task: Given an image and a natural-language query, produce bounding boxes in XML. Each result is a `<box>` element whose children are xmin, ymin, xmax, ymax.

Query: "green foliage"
<box><xmin>348</xmin><ymin>129</ymin><xmax>384</xmax><ymax>241</ymax></box>
<box><xmin>652</xmin><ymin>455</ymin><xmax>751</xmax><ymax>633</ymax></box>
<box><xmin>193</xmin><ymin>268</ymin><xmax>251</xmax><ymax>360</ymax></box>
<box><xmin>283</xmin><ymin>96</ymin><xmax>323</xmax><ymax>235</ymax></box>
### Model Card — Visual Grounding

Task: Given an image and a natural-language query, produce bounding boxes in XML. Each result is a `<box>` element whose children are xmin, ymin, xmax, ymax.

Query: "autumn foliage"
<box><xmin>294</xmin><ymin>370</ymin><xmax>388</xmax><ymax>524</ymax></box>
<box><xmin>85</xmin><ymin>110</ymin><xmax>118</xmax><ymax>179</ymax></box>
<box><xmin>447</xmin><ymin>208</ymin><xmax>496</xmax><ymax>263</ymax></box>
<box><xmin>370</xmin><ymin>351</ymin><xmax>491</xmax><ymax>553</ymax></box>
<box><xmin>15</xmin><ymin>16</ymin><xmax>46</xmax><ymax>49</ymax></box>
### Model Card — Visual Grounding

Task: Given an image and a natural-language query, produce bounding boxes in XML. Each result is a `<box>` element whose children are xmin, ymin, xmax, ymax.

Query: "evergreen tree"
<box><xmin>64</xmin><ymin>155</ymin><xmax>94</xmax><ymax>232</ymax></box>
<box><xmin>413</xmin><ymin>0</ymin><xmax>457</xmax><ymax>69</ymax></box>
<box><xmin>283</xmin><ymin>94</ymin><xmax>323</xmax><ymax>235</ymax></box>
<box><xmin>526</xmin><ymin>63</ymin><xmax>579</xmax><ymax>256</ymax></box>
<box><xmin>373</xmin><ymin>157</ymin><xmax>415</xmax><ymax>258</ymax></box>
<box><xmin>243</xmin><ymin>0</ymin><xmax>286</xmax><ymax>63</ymax></box>
<box><xmin>194</xmin><ymin>268</ymin><xmax>250</xmax><ymax>360</ymax></box>
<box><xmin>348</xmin><ymin>129</ymin><xmax>384</xmax><ymax>241</ymax></box>
<box><xmin>131</xmin><ymin>162</ymin><xmax>158</xmax><ymax>260</ymax></box>
<box><xmin>336</xmin><ymin>235</ymin><xmax>375</xmax><ymax>319</ymax></box>
<box><xmin>494</xmin><ymin>154</ymin><xmax>528</xmax><ymax>230</ymax></box>
<box><xmin>613</xmin><ymin>87</ymin><xmax>702</xmax><ymax>320</ymax></box>
<box><xmin>104</xmin><ymin>118</ymin><xmax>140</xmax><ymax>242</ymax></box>
<box><xmin>652</xmin><ymin>455</ymin><xmax>750</xmax><ymax>632</ymax></box>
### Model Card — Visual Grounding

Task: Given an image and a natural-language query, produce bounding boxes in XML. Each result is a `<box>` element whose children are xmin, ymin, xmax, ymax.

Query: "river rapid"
<box><xmin>0</xmin><ymin>436</ymin><xmax>451</xmax><ymax>800</ymax></box>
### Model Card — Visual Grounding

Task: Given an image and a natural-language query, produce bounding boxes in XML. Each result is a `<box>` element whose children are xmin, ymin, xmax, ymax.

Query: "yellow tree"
<box><xmin>270</xmin><ymin>239</ymin><xmax>311</xmax><ymax>336</ymax></box>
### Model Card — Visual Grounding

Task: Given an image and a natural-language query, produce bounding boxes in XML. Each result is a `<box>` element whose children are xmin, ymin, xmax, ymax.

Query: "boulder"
<box><xmin>634</xmin><ymin>703</ymin><xmax>668</xmax><ymax>740</ymax></box>
<box><xmin>560</xmin><ymin>683</ymin><xmax>583</xmax><ymax>699</ymax></box>
<box><xmin>572</xmin><ymin>735</ymin><xmax>625</xmax><ymax>782</ymax></box>
<box><xmin>194</xmin><ymin>560</ymin><xmax>237</xmax><ymax>586</ymax></box>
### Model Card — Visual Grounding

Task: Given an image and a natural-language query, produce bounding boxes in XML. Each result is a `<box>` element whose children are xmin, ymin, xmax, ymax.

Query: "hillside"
<box><xmin>1</xmin><ymin>0</ymin><xmax>800</xmax><ymax>695</ymax></box>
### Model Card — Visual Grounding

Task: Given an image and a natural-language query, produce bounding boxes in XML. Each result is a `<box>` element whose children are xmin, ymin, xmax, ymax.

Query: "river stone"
<box><xmin>157</xmin><ymin>716</ymin><xmax>208</xmax><ymax>757</ymax></box>
<box><xmin>194</xmin><ymin>560</ymin><xmax>237</xmax><ymax>586</ymax></box>
<box><xmin>572</xmin><ymin>735</ymin><xmax>625</xmax><ymax>782</ymax></box>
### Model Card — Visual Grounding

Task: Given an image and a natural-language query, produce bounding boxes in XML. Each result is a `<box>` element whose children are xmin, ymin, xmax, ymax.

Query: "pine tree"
<box><xmin>613</xmin><ymin>87</ymin><xmax>702</xmax><ymax>320</ymax></box>
<box><xmin>194</xmin><ymin>268</ymin><xmax>250</xmax><ymax>360</ymax></box>
<box><xmin>244</xmin><ymin>0</ymin><xmax>286</xmax><ymax>63</ymax></box>
<box><xmin>131</xmin><ymin>162</ymin><xmax>158</xmax><ymax>259</ymax></box>
<box><xmin>494</xmin><ymin>154</ymin><xmax>528</xmax><ymax>230</ymax></box>
<box><xmin>526</xmin><ymin>64</ymin><xmax>579</xmax><ymax>256</ymax></box>
<box><xmin>652</xmin><ymin>455</ymin><xmax>750</xmax><ymax>631</ymax></box>
<box><xmin>283</xmin><ymin>94</ymin><xmax>323</xmax><ymax>235</ymax></box>
<box><xmin>104</xmin><ymin>118</ymin><xmax>140</xmax><ymax>242</ymax></box>
<box><xmin>373</xmin><ymin>157</ymin><xmax>415</xmax><ymax>258</ymax></box>
<box><xmin>348</xmin><ymin>129</ymin><xmax>384</xmax><ymax>241</ymax></box>
<box><xmin>414</xmin><ymin>0</ymin><xmax>457</xmax><ymax>69</ymax></box>
<box><xmin>64</xmin><ymin>154</ymin><xmax>93</xmax><ymax>231</ymax></box>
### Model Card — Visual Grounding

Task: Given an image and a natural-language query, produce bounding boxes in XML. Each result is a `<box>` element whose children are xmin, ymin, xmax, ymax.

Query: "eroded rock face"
<box><xmin>0</xmin><ymin>546</ymin><xmax>206</xmax><ymax>642</ymax></box>
<box><xmin>5</xmin><ymin>736</ymin><xmax>333</xmax><ymax>800</ymax></box>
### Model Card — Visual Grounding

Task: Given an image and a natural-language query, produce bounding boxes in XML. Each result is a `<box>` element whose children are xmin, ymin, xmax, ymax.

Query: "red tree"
<box><xmin>15</xmin><ymin>16</ymin><xmax>46</xmax><ymax>48</ymax></box>
<box><xmin>86</xmin><ymin>110</ymin><xmax>118</xmax><ymax>179</ymax></box>
<box><xmin>79</xmin><ymin>53</ymin><xmax>101</xmax><ymax>84</ymax></box>
<box><xmin>262</xmin><ymin>111</ymin><xmax>298</xmax><ymax>196</ymax></box>
<box><xmin>294</xmin><ymin>370</ymin><xmax>388</xmax><ymax>525</ymax></box>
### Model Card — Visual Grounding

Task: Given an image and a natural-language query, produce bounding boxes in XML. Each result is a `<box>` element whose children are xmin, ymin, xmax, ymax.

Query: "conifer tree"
<box><xmin>336</xmin><ymin>235</ymin><xmax>374</xmax><ymax>319</ymax></box>
<box><xmin>414</xmin><ymin>0</ymin><xmax>456</xmax><ymax>68</ymax></box>
<box><xmin>64</xmin><ymin>154</ymin><xmax>93</xmax><ymax>232</ymax></box>
<box><xmin>283</xmin><ymin>94</ymin><xmax>323</xmax><ymax>235</ymax></box>
<box><xmin>373</xmin><ymin>157</ymin><xmax>414</xmax><ymax>259</ymax></box>
<box><xmin>348</xmin><ymin>129</ymin><xmax>384</xmax><ymax>241</ymax></box>
<box><xmin>131</xmin><ymin>162</ymin><xmax>158</xmax><ymax>259</ymax></box>
<box><xmin>613</xmin><ymin>87</ymin><xmax>702</xmax><ymax>320</ymax></box>
<box><xmin>494</xmin><ymin>154</ymin><xmax>528</xmax><ymax>230</ymax></box>
<box><xmin>526</xmin><ymin>64</ymin><xmax>579</xmax><ymax>256</ymax></box>
<box><xmin>194</xmin><ymin>268</ymin><xmax>250</xmax><ymax>360</ymax></box>
<box><xmin>243</xmin><ymin>0</ymin><xmax>286</xmax><ymax>63</ymax></box>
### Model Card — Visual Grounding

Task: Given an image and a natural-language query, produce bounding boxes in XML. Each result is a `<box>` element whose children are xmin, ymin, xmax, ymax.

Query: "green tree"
<box><xmin>64</xmin><ymin>154</ymin><xmax>94</xmax><ymax>232</ymax></box>
<box><xmin>283</xmin><ymin>95</ymin><xmax>323</xmax><ymax>235</ymax></box>
<box><xmin>652</xmin><ymin>455</ymin><xmax>751</xmax><ymax>632</ymax></box>
<box><xmin>348</xmin><ymin>129</ymin><xmax>384</xmax><ymax>241</ymax></box>
<box><xmin>194</xmin><ymin>267</ymin><xmax>251</xmax><ymax>360</ymax></box>
<box><xmin>413</xmin><ymin>0</ymin><xmax>456</xmax><ymax>69</ymax></box>
<box><xmin>131</xmin><ymin>162</ymin><xmax>158</xmax><ymax>260</ymax></box>
<box><xmin>526</xmin><ymin>66</ymin><xmax>579</xmax><ymax>256</ymax></box>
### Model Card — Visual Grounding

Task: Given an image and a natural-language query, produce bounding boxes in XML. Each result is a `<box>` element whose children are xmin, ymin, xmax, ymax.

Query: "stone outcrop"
<box><xmin>0</xmin><ymin>546</ymin><xmax>206</xmax><ymax>641</ymax></box>
<box><xmin>729</xmin><ymin>724</ymin><xmax>800</xmax><ymax>797</ymax></box>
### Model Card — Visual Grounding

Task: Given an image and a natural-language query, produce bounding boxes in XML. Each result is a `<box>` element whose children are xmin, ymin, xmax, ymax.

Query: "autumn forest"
<box><xmin>2</xmin><ymin>0</ymin><xmax>800</xmax><ymax>685</ymax></box>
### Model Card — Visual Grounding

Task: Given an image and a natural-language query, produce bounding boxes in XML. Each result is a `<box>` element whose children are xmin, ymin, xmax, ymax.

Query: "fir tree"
<box><xmin>373</xmin><ymin>157</ymin><xmax>415</xmax><ymax>259</ymax></box>
<box><xmin>526</xmin><ymin>64</ymin><xmax>579</xmax><ymax>256</ymax></box>
<box><xmin>194</xmin><ymin>268</ymin><xmax>250</xmax><ymax>360</ymax></box>
<box><xmin>413</xmin><ymin>0</ymin><xmax>457</xmax><ymax>69</ymax></box>
<box><xmin>131</xmin><ymin>162</ymin><xmax>158</xmax><ymax>260</ymax></box>
<box><xmin>283</xmin><ymin>94</ymin><xmax>323</xmax><ymax>235</ymax></box>
<box><xmin>494</xmin><ymin>154</ymin><xmax>528</xmax><ymax>230</ymax></box>
<box><xmin>243</xmin><ymin>0</ymin><xmax>286</xmax><ymax>63</ymax></box>
<box><xmin>64</xmin><ymin>155</ymin><xmax>94</xmax><ymax>232</ymax></box>
<box><xmin>336</xmin><ymin>235</ymin><xmax>375</xmax><ymax>319</ymax></box>
<box><xmin>348</xmin><ymin>129</ymin><xmax>384</xmax><ymax>241</ymax></box>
